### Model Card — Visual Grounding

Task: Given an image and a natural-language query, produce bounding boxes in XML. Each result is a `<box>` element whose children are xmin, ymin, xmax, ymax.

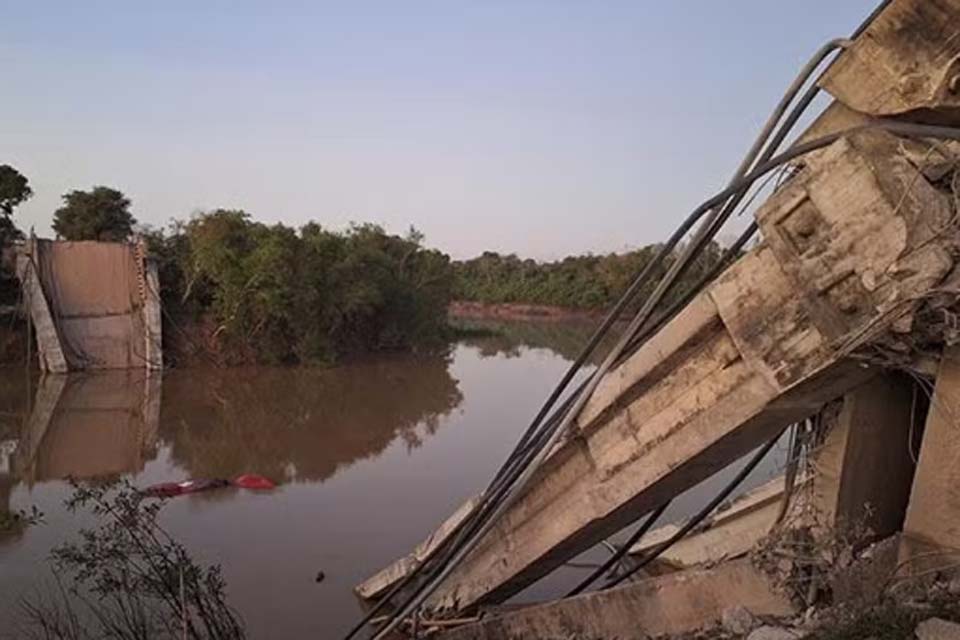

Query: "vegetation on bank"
<box><xmin>146</xmin><ymin>212</ymin><xmax>453</xmax><ymax>364</ymax></box>
<box><xmin>451</xmin><ymin>243</ymin><xmax>725</xmax><ymax>311</ymax></box>
<box><xmin>0</xmin><ymin>166</ymin><xmax>456</xmax><ymax>365</ymax></box>
<box><xmin>0</xmin><ymin>165</ymin><xmax>31</xmax><ymax>308</ymax></box>
<box><xmin>0</xmin><ymin>162</ymin><xmax>731</xmax><ymax>364</ymax></box>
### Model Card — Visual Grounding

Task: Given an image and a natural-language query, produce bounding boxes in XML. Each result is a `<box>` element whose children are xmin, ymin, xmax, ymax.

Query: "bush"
<box><xmin>451</xmin><ymin>242</ymin><xmax>725</xmax><ymax>311</ymax></box>
<box><xmin>149</xmin><ymin>212</ymin><xmax>454</xmax><ymax>364</ymax></box>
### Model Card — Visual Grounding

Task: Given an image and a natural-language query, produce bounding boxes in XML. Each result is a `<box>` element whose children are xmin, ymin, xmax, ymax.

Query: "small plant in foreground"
<box><xmin>16</xmin><ymin>480</ymin><xmax>245</xmax><ymax>640</ymax></box>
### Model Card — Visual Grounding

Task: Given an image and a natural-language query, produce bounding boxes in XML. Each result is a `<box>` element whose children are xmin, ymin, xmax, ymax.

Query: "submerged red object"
<box><xmin>232</xmin><ymin>474</ymin><xmax>276</xmax><ymax>490</ymax></box>
<box><xmin>141</xmin><ymin>475</ymin><xmax>276</xmax><ymax>498</ymax></box>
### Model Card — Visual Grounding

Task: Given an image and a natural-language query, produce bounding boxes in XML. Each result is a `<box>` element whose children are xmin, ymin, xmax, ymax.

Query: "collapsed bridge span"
<box><xmin>357</xmin><ymin>1</ymin><xmax>960</xmax><ymax>637</ymax></box>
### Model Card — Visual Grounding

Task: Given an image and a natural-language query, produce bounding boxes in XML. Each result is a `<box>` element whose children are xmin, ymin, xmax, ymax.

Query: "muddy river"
<box><xmin>0</xmin><ymin>320</ymin><xmax>787</xmax><ymax>638</ymax></box>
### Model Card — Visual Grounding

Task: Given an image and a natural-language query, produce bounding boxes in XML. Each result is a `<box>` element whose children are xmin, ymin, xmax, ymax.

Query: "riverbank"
<box><xmin>449</xmin><ymin>300</ymin><xmax>602</xmax><ymax>322</ymax></box>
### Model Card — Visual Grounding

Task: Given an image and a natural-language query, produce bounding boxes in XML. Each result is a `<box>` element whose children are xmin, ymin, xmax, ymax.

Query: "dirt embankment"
<box><xmin>448</xmin><ymin>300</ymin><xmax>602</xmax><ymax>322</ymax></box>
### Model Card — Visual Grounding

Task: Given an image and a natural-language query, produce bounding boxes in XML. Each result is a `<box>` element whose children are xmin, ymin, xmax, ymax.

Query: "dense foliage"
<box><xmin>0</xmin><ymin>164</ymin><xmax>31</xmax><ymax>247</ymax></box>
<box><xmin>0</xmin><ymin>164</ymin><xmax>30</xmax><ymax>311</ymax></box>
<box><xmin>451</xmin><ymin>242</ymin><xmax>725</xmax><ymax>311</ymax></box>
<box><xmin>148</xmin><ymin>211</ymin><xmax>454</xmax><ymax>364</ymax></box>
<box><xmin>53</xmin><ymin>186</ymin><xmax>136</xmax><ymax>241</ymax></box>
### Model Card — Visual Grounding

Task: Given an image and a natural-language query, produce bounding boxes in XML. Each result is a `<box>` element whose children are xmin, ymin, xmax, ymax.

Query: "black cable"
<box><xmin>365</xmin><ymin>9</ymin><xmax>905</xmax><ymax>628</ymax></box>
<box><xmin>603</xmin><ymin>433</ymin><xmax>782</xmax><ymax>589</ymax></box>
<box><xmin>566</xmin><ymin>501</ymin><xmax>670</xmax><ymax>597</ymax></box>
<box><xmin>354</xmin><ymin>40</ymin><xmax>845</xmax><ymax>637</ymax></box>
<box><xmin>364</xmin><ymin>121</ymin><xmax>960</xmax><ymax>639</ymax></box>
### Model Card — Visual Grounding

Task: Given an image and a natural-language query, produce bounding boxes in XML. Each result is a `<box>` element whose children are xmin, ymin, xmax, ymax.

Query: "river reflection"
<box><xmin>160</xmin><ymin>358</ymin><xmax>464</xmax><ymax>483</ymax></box>
<box><xmin>0</xmin><ymin>329</ymin><xmax>597</xmax><ymax>638</ymax></box>
<box><xmin>0</xmin><ymin>321</ymin><xmax>784</xmax><ymax>638</ymax></box>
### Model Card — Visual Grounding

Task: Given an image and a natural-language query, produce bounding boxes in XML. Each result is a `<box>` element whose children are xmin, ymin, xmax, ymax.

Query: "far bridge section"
<box><xmin>17</xmin><ymin>236</ymin><xmax>162</xmax><ymax>373</ymax></box>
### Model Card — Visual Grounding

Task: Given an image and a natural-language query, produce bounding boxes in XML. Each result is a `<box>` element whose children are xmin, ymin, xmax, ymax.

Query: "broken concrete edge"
<box><xmin>818</xmin><ymin>0</ymin><xmax>960</xmax><ymax>118</ymax></box>
<box><xmin>360</xmin><ymin>0</ymin><xmax>960</xmax><ymax>611</ymax></box>
<box><xmin>16</xmin><ymin>249</ymin><xmax>68</xmax><ymax>374</ymax></box>
<box><xmin>629</xmin><ymin>475</ymin><xmax>799</xmax><ymax>567</ymax></box>
<box><xmin>902</xmin><ymin>345</ymin><xmax>960</xmax><ymax>557</ymax></box>
<box><xmin>143</xmin><ymin>258</ymin><xmax>163</xmax><ymax>372</ymax></box>
<box><xmin>433</xmin><ymin>533</ymin><xmax>919</xmax><ymax>640</ymax></box>
<box><xmin>356</xmin><ymin>495</ymin><xmax>482</xmax><ymax>600</ymax></box>
<box><xmin>435</xmin><ymin>559</ymin><xmax>795</xmax><ymax>640</ymax></box>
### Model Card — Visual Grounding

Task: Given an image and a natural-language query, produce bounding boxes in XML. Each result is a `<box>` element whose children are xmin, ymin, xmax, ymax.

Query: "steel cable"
<box><xmin>367</xmin><ymin>120</ymin><xmax>960</xmax><ymax>640</ymax></box>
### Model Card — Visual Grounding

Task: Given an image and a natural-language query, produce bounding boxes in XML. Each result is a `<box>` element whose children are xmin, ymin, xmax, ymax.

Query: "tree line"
<box><xmin>451</xmin><ymin>243</ymin><xmax>724</xmax><ymax>311</ymax></box>
<box><xmin>0</xmin><ymin>166</ymin><xmax>453</xmax><ymax>365</ymax></box>
<box><xmin>0</xmin><ymin>162</ymin><xmax>726</xmax><ymax>364</ymax></box>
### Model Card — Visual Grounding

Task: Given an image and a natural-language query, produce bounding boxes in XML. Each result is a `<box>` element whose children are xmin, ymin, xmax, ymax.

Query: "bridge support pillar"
<box><xmin>900</xmin><ymin>346</ymin><xmax>960</xmax><ymax>570</ymax></box>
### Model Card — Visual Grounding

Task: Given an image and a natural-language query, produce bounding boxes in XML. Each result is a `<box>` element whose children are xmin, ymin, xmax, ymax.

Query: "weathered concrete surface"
<box><xmin>357</xmin><ymin>496</ymin><xmax>481</xmax><ymax>600</ymax></box>
<box><xmin>16</xmin><ymin>243</ymin><xmax>68</xmax><ymax>374</ymax></box>
<box><xmin>142</xmin><ymin>254</ymin><xmax>163</xmax><ymax>372</ymax></box>
<box><xmin>811</xmin><ymin>374</ymin><xmax>919</xmax><ymax>538</ymax></box>
<box><xmin>630</xmin><ymin>476</ymin><xmax>792</xmax><ymax>569</ymax></box>
<box><xmin>818</xmin><ymin>0</ymin><xmax>960</xmax><ymax>118</ymax></box>
<box><xmin>915</xmin><ymin>617</ymin><xmax>960</xmax><ymax>640</ymax></box>
<box><xmin>20</xmin><ymin>239</ymin><xmax>163</xmax><ymax>372</ymax></box>
<box><xmin>629</xmin><ymin>375</ymin><xmax>918</xmax><ymax>569</ymax></box>
<box><xmin>437</xmin><ymin>560</ymin><xmax>794</xmax><ymax>640</ymax></box>
<box><xmin>902</xmin><ymin>346</ymin><xmax>960</xmax><ymax>556</ymax></box>
<box><xmin>384</xmin><ymin>130</ymin><xmax>958</xmax><ymax>612</ymax></box>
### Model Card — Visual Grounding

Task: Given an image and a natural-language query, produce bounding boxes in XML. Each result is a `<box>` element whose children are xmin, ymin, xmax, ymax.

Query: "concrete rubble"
<box><xmin>915</xmin><ymin>618</ymin><xmax>960</xmax><ymax>640</ymax></box>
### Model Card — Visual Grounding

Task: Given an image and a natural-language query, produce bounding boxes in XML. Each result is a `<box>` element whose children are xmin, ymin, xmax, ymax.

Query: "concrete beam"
<box><xmin>628</xmin><ymin>374</ymin><xmax>919</xmax><ymax>572</ymax></box>
<box><xmin>373</xmin><ymin>131</ymin><xmax>957</xmax><ymax>612</ymax></box>
<box><xmin>437</xmin><ymin>560</ymin><xmax>794</xmax><ymax>640</ymax></box>
<box><xmin>16</xmin><ymin>247</ymin><xmax>68</xmax><ymax>374</ymax></box>
<box><xmin>630</xmin><ymin>476</ymin><xmax>794</xmax><ymax>569</ymax></box>
<box><xmin>357</xmin><ymin>496</ymin><xmax>480</xmax><ymax>600</ymax></box>
<box><xmin>818</xmin><ymin>0</ymin><xmax>960</xmax><ymax>118</ymax></box>
<box><xmin>143</xmin><ymin>258</ymin><xmax>163</xmax><ymax>372</ymax></box>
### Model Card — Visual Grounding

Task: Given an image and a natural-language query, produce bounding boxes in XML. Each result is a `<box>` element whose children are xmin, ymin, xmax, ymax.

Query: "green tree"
<box><xmin>52</xmin><ymin>186</ymin><xmax>136</xmax><ymax>241</ymax></box>
<box><xmin>0</xmin><ymin>164</ymin><xmax>32</xmax><ymax>246</ymax></box>
<box><xmin>451</xmin><ymin>241</ymin><xmax>724</xmax><ymax>311</ymax></box>
<box><xmin>151</xmin><ymin>211</ymin><xmax>455</xmax><ymax>365</ymax></box>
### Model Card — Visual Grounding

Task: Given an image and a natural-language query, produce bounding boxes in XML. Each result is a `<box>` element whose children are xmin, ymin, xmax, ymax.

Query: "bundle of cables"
<box><xmin>345</xmin><ymin>2</ymin><xmax>960</xmax><ymax>637</ymax></box>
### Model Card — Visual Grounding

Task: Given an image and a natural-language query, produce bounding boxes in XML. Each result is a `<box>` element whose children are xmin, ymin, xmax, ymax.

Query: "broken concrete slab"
<box><xmin>818</xmin><ymin>0</ymin><xmax>960</xmax><ymax>118</ymax></box>
<box><xmin>18</xmin><ymin>239</ymin><xmax>163</xmax><ymax>372</ymax></box>
<box><xmin>417</xmin><ymin>131</ymin><xmax>958</xmax><ymax>612</ymax></box>
<box><xmin>356</xmin><ymin>496</ymin><xmax>480</xmax><ymax>600</ymax></box>
<box><xmin>631</xmin><ymin>375</ymin><xmax>917</xmax><ymax>571</ymax></box>
<box><xmin>17</xmin><ymin>239</ymin><xmax>68</xmax><ymax>374</ymax></box>
<box><xmin>436</xmin><ymin>560</ymin><xmax>794</xmax><ymax>640</ymax></box>
<box><xmin>915</xmin><ymin>617</ymin><xmax>960</xmax><ymax>640</ymax></box>
<box><xmin>630</xmin><ymin>476</ymin><xmax>793</xmax><ymax>569</ymax></box>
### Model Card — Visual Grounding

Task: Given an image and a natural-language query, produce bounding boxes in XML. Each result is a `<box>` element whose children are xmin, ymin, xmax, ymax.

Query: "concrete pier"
<box><xmin>901</xmin><ymin>346</ymin><xmax>960</xmax><ymax>561</ymax></box>
<box><xmin>18</xmin><ymin>238</ymin><xmax>162</xmax><ymax>372</ymax></box>
<box><xmin>438</xmin><ymin>560</ymin><xmax>793</xmax><ymax>640</ymax></box>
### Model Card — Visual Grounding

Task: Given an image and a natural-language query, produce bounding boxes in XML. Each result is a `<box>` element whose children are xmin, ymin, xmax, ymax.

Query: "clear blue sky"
<box><xmin>2</xmin><ymin>1</ymin><xmax>878</xmax><ymax>259</ymax></box>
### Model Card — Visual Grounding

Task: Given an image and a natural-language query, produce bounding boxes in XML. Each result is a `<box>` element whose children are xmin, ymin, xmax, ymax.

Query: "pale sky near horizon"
<box><xmin>2</xmin><ymin>1</ymin><xmax>878</xmax><ymax>260</ymax></box>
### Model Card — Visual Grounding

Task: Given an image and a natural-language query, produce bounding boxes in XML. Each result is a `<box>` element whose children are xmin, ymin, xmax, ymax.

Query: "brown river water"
<box><xmin>0</xmin><ymin>319</ymin><xmax>787</xmax><ymax>638</ymax></box>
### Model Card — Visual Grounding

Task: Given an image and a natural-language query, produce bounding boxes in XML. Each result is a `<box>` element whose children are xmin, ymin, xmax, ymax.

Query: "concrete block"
<box><xmin>437</xmin><ymin>560</ymin><xmax>794</xmax><ymax>640</ymax></box>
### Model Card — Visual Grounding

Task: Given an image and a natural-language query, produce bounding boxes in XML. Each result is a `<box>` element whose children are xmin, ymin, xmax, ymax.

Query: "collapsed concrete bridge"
<box><xmin>358</xmin><ymin>1</ymin><xmax>960</xmax><ymax>637</ymax></box>
<box><xmin>17</xmin><ymin>236</ymin><xmax>162</xmax><ymax>373</ymax></box>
